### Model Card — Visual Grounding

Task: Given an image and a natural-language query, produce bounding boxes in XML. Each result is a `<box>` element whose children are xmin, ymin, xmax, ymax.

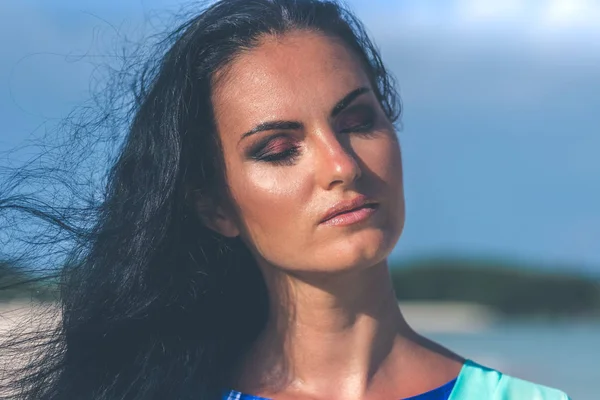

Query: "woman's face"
<box><xmin>210</xmin><ymin>31</ymin><xmax>405</xmax><ymax>274</ymax></box>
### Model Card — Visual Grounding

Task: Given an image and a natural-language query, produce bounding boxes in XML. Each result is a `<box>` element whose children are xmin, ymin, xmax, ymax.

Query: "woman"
<box><xmin>0</xmin><ymin>0</ymin><xmax>570</xmax><ymax>399</ymax></box>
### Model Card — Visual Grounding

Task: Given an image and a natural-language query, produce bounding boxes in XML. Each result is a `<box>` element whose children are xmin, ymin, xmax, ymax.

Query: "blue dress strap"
<box><xmin>223</xmin><ymin>377</ymin><xmax>457</xmax><ymax>400</ymax></box>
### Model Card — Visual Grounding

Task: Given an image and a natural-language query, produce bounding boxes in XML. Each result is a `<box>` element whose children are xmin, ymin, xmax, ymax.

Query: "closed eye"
<box><xmin>336</xmin><ymin>104</ymin><xmax>377</xmax><ymax>135</ymax></box>
<box><xmin>254</xmin><ymin>146</ymin><xmax>301</xmax><ymax>165</ymax></box>
<box><xmin>248</xmin><ymin>134</ymin><xmax>301</xmax><ymax>166</ymax></box>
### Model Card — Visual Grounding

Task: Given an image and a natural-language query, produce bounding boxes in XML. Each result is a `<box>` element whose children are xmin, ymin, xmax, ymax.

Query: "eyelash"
<box><xmin>340</xmin><ymin>120</ymin><xmax>375</xmax><ymax>135</ymax></box>
<box><xmin>254</xmin><ymin>146</ymin><xmax>301</xmax><ymax>166</ymax></box>
<box><xmin>252</xmin><ymin>115</ymin><xmax>376</xmax><ymax>165</ymax></box>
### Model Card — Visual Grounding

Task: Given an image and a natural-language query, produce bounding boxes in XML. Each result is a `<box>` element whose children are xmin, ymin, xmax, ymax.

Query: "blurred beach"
<box><xmin>402</xmin><ymin>301</ymin><xmax>598</xmax><ymax>399</ymax></box>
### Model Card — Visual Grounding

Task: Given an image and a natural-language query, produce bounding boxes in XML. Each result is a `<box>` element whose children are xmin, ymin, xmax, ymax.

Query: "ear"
<box><xmin>195</xmin><ymin>197</ymin><xmax>240</xmax><ymax>238</ymax></box>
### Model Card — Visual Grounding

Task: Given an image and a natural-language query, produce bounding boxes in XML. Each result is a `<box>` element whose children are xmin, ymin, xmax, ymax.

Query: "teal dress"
<box><xmin>222</xmin><ymin>360</ymin><xmax>570</xmax><ymax>400</ymax></box>
<box><xmin>448</xmin><ymin>360</ymin><xmax>570</xmax><ymax>399</ymax></box>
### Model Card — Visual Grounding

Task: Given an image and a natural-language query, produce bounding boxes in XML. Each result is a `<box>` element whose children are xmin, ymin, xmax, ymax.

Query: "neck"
<box><xmin>235</xmin><ymin>261</ymin><xmax>436</xmax><ymax>399</ymax></box>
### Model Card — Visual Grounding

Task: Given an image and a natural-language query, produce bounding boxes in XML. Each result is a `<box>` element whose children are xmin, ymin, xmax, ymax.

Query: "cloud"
<box><xmin>455</xmin><ymin>0</ymin><xmax>530</xmax><ymax>23</ymax></box>
<box><xmin>351</xmin><ymin>0</ymin><xmax>600</xmax><ymax>115</ymax></box>
<box><xmin>358</xmin><ymin>0</ymin><xmax>600</xmax><ymax>47</ymax></box>
<box><xmin>541</xmin><ymin>0</ymin><xmax>600</xmax><ymax>29</ymax></box>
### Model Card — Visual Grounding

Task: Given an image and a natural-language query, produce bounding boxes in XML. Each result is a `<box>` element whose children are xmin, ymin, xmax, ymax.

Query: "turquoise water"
<box><xmin>427</xmin><ymin>321</ymin><xmax>600</xmax><ymax>399</ymax></box>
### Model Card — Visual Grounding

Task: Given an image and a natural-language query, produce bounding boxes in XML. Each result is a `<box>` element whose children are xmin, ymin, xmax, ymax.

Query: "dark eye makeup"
<box><xmin>336</xmin><ymin>104</ymin><xmax>376</xmax><ymax>135</ymax></box>
<box><xmin>248</xmin><ymin>134</ymin><xmax>301</xmax><ymax>166</ymax></box>
<box><xmin>247</xmin><ymin>104</ymin><xmax>378</xmax><ymax>166</ymax></box>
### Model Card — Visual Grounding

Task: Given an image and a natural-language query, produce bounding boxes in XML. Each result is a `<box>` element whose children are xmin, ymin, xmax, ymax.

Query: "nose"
<box><xmin>314</xmin><ymin>130</ymin><xmax>361</xmax><ymax>190</ymax></box>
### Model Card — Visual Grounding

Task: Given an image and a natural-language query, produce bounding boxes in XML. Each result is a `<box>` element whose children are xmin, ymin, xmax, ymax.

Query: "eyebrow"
<box><xmin>239</xmin><ymin>86</ymin><xmax>372</xmax><ymax>142</ymax></box>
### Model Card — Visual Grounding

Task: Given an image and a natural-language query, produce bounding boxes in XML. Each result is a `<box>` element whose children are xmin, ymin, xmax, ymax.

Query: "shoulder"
<box><xmin>449</xmin><ymin>360</ymin><xmax>571</xmax><ymax>400</ymax></box>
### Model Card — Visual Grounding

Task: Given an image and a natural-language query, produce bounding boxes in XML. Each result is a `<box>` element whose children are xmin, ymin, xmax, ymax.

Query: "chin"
<box><xmin>312</xmin><ymin>227</ymin><xmax>401</xmax><ymax>273</ymax></box>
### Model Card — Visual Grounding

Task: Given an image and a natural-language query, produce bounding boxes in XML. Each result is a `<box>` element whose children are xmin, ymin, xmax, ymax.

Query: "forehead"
<box><xmin>211</xmin><ymin>31</ymin><xmax>371</xmax><ymax>134</ymax></box>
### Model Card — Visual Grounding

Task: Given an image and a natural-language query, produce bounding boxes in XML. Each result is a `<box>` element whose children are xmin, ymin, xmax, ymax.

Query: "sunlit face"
<box><xmin>210</xmin><ymin>30</ymin><xmax>405</xmax><ymax>274</ymax></box>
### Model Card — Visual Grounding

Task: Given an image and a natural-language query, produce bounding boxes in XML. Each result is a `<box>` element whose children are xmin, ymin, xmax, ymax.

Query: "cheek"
<box><xmin>354</xmin><ymin>133</ymin><xmax>403</xmax><ymax>186</ymax></box>
<box><xmin>227</xmin><ymin>163</ymin><xmax>311</xmax><ymax>245</ymax></box>
<box><xmin>386</xmin><ymin>141</ymin><xmax>404</xmax><ymax>187</ymax></box>
<box><xmin>355</xmin><ymin>133</ymin><xmax>405</xmax><ymax>236</ymax></box>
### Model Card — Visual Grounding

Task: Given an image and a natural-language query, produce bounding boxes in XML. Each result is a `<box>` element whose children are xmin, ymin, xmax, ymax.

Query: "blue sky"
<box><xmin>1</xmin><ymin>0</ymin><xmax>599</xmax><ymax>275</ymax></box>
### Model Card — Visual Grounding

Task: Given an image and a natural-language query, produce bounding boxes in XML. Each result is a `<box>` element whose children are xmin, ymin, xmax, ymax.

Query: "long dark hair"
<box><xmin>0</xmin><ymin>0</ymin><xmax>401</xmax><ymax>398</ymax></box>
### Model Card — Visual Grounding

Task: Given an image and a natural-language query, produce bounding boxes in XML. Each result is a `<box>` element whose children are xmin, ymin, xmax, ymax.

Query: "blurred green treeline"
<box><xmin>0</xmin><ymin>261</ymin><xmax>58</xmax><ymax>303</ymax></box>
<box><xmin>391</xmin><ymin>257</ymin><xmax>600</xmax><ymax>319</ymax></box>
<box><xmin>2</xmin><ymin>258</ymin><xmax>600</xmax><ymax>319</ymax></box>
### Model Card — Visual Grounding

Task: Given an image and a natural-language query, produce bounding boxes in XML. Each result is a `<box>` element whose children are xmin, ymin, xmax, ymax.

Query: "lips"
<box><xmin>320</xmin><ymin>195</ymin><xmax>378</xmax><ymax>224</ymax></box>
